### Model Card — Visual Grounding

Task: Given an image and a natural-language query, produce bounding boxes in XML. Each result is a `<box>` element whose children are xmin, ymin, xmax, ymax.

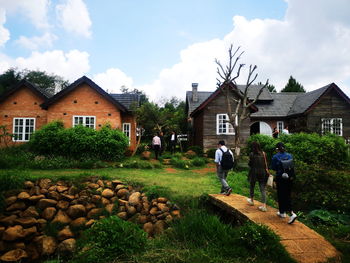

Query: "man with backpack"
<box><xmin>271</xmin><ymin>142</ymin><xmax>297</xmax><ymax>224</ymax></box>
<box><xmin>215</xmin><ymin>140</ymin><xmax>234</xmax><ymax>196</ymax></box>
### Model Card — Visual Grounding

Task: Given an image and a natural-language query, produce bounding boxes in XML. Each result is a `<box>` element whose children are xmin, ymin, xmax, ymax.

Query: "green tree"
<box><xmin>0</xmin><ymin>68</ymin><xmax>21</xmax><ymax>95</ymax></box>
<box><xmin>258</xmin><ymin>81</ymin><xmax>276</xmax><ymax>92</ymax></box>
<box><xmin>281</xmin><ymin>76</ymin><xmax>305</xmax><ymax>92</ymax></box>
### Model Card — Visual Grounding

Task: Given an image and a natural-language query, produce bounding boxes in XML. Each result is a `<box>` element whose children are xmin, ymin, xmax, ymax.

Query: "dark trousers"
<box><xmin>276</xmin><ymin>178</ymin><xmax>292</xmax><ymax>213</ymax></box>
<box><xmin>170</xmin><ymin>141</ymin><xmax>176</xmax><ymax>154</ymax></box>
<box><xmin>153</xmin><ymin>145</ymin><xmax>160</xmax><ymax>160</ymax></box>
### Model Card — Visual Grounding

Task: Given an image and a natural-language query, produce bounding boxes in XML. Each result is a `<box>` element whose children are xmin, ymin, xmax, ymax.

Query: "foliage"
<box><xmin>247</xmin><ymin>133</ymin><xmax>349</xmax><ymax>169</ymax></box>
<box><xmin>281</xmin><ymin>75</ymin><xmax>305</xmax><ymax>92</ymax></box>
<box><xmin>190</xmin><ymin>157</ymin><xmax>206</xmax><ymax>167</ymax></box>
<box><xmin>187</xmin><ymin>145</ymin><xmax>204</xmax><ymax>156</ymax></box>
<box><xmin>170</xmin><ymin>156</ymin><xmax>191</xmax><ymax>169</ymax></box>
<box><xmin>73</xmin><ymin>216</ymin><xmax>147</xmax><ymax>263</ymax></box>
<box><xmin>120</xmin><ymin>159</ymin><xmax>160</xmax><ymax>169</ymax></box>
<box><xmin>306</xmin><ymin>210</ymin><xmax>350</xmax><ymax>226</ymax></box>
<box><xmin>29</xmin><ymin>121</ymin><xmax>129</xmax><ymax>161</ymax></box>
<box><xmin>206</xmin><ymin>148</ymin><xmax>217</xmax><ymax>159</ymax></box>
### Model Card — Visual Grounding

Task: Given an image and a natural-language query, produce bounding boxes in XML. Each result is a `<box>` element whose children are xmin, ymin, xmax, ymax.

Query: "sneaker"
<box><xmin>288</xmin><ymin>213</ymin><xmax>297</xmax><ymax>224</ymax></box>
<box><xmin>277</xmin><ymin>212</ymin><xmax>286</xmax><ymax>218</ymax></box>
<box><xmin>247</xmin><ymin>198</ymin><xmax>254</xmax><ymax>206</ymax></box>
<box><xmin>225</xmin><ymin>188</ymin><xmax>232</xmax><ymax>196</ymax></box>
<box><xmin>258</xmin><ymin>206</ymin><xmax>267</xmax><ymax>212</ymax></box>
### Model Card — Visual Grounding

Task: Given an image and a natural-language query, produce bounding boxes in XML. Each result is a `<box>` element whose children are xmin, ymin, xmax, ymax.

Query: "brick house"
<box><xmin>0</xmin><ymin>76</ymin><xmax>139</xmax><ymax>150</ymax></box>
<box><xmin>186</xmin><ymin>82</ymin><xmax>350</xmax><ymax>150</ymax></box>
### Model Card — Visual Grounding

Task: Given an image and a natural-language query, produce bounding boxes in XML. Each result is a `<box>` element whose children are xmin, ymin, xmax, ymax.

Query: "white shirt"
<box><xmin>152</xmin><ymin>136</ymin><xmax>161</xmax><ymax>146</ymax></box>
<box><xmin>282</xmin><ymin>128</ymin><xmax>289</xmax><ymax>134</ymax></box>
<box><xmin>171</xmin><ymin>134</ymin><xmax>175</xmax><ymax>141</ymax></box>
<box><xmin>215</xmin><ymin>146</ymin><xmax>234</xmax><ymax>164</ymax></box>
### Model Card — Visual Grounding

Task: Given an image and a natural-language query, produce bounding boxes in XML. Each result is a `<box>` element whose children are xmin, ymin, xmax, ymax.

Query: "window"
<box><xmin>73</xmin><ymin>116</ymin><xmax>96</xmax><ymax>129</ymax></box>
<box><xmin>277</xmin><ymin>121</ymin><xmax>284</xmax><ymax>133</ymax></box>
<box><xmin>216</xmin><ymin>114</ymin><xmax>235</xmax><ymax>135</ymax></box>
<box><xmin>322</xmin><ymin>118</ymin><xmax>342</xmax><ymax>136</ymax></box>
<box><xmin>123</xmin><ymin>123</ymin><xmax>131</xmax><ymax>144</ymax></box>
<box><xmin>13</xmin><ymin>118</ymin><xmax>35</xmax><ymax>141</ymax></box>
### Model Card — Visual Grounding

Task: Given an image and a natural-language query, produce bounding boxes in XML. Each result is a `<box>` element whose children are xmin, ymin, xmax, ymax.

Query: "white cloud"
<box><xmin>56</xmin><ymin>0</ymin><xmax>92</xmax><ymax>38</ymax></box>
<box><xmin>135</xmin><ymin>0</ymin><xmax>350</xmax><ymax>101</ymax></box>
<box><xmin>93</xmin><ymin>68</ymin><xmax>134</xmax><ymax>93</ymax></box>
<box><xmin>0</xmin><ymin>0</ymin><xmax>50</xmax><ymax>29</ymax></box>
<box><xmin>0</xmin><ymin>9</ymin><xmax>10</xmax><ymax>46</ymax></box>
<box><xmin>13</xmin><ymin>50</ymin><xmax>90</xmax><ymax>81</ymax></box>
<box><xmin>15</xmin><ymin>33</ymin><xmax>57</xmax><ymax>50</ymax></box>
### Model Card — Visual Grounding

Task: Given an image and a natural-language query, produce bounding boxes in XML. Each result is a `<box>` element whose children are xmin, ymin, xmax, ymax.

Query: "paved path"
<box><xmin>209</xmin><ymin>194</ymin><xmax>341</xmax><ymax>263</ymax></box>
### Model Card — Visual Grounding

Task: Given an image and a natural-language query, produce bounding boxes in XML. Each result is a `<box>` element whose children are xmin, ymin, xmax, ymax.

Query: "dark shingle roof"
<box><xmin>186</xmin><ymin>91</ymin><xmax>212</xmax><ymax>115</ymax></box>
<box><xmin>237</xmin><ymin>84</ymin><xmax>273</xmax><ymax>101</ymax></box>
<box><xmin>110</xmin><ymin>93</ymin><xmax>140</xmax><ymax>111</ymax></box>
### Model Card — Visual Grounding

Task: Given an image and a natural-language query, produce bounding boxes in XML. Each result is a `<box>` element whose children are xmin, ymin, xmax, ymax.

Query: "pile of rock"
<box><xmin>0</xmin><ymin>178</ymin><xmax>180</xmax><ymax>262</ymax></box>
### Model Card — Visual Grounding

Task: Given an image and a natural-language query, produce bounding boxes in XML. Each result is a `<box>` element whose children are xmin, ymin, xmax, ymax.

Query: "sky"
<box><xmin>0</xmin><ymin>0</ymin><xmax>349</xmax><ymax>101</ymax></box>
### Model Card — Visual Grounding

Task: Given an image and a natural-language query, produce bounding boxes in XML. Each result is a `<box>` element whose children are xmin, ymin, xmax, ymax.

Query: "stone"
<box><xmin>118</xmin><ymin>199</ymin><xmax>128</xmax><ymax>206</ymax></box>
<box><xmin>77</xmin><ymin>196</ymin><xmax>90</xmax><ymax>205</ymax></box>
<box><xmin>104</xmin><ymin>181</ymin><xmax>113</xmax><ymax>188</ymax></box>
<box><xmin>61</xmin><ymin>194</ymin><xmax>75</xmax><ymax>201</ymax></box>
<box><xmin>0</xmin><ymin>215</ymin><xmax>18</xmax><ymax>226</ymax></box>
<box><xmin>42</xmin><ymin>207</ymin><xmax>57</xmax><ymax>221</ymax></box>
<box><xmin>37</xmin><ymin>219</ymin><xmax>47</xmax><ymax>230</ymax></box>
<box><xmin>68</xmin><ymin>186</ymin><xmax>79</xmax><ymax>196</ymax></box>
<box><xmin>128</xmin><ymin>192</ymin><xmax>141</xmax><ymax>205</ymax></box>
<box><xmin>3</xmin><ymin>225</ymin><xmax>26</xmax><ymax>241</ymax></box>
<box><xmin>101</xmin><ymin>189</ymin><xmax>114</xmax><ymax>198</ymax></box>
<box><xmin>101</xmin><ymin>197</ymin><xmax>110</xmax><ymax>206</ymax></box>
<box><xmin>138</xmin><ymin>215</ymin><xmax>148</xmax><ymax>224</ymax></box>
<box><xmin>26</xmin><ymin>243</ymin><xmax>40</xmax><ymax>260</ymax></box>
<box><xmin>117</xmin><ymin>212</ymin><xmax>128</xmax><ymax>220</ymax></box>
<box><xmin>105</xmin><ymin>204</ymin><xmax>114</xmax><ymax>214</ymax></box>
<box><xmin>112</xmin><ymin>179</ymin><xmax>123</xmax><ymax>186</ymax></box>
<box><xmin>157</xmin><ymin>197</ymin><xmax>168</xmax><ymax>203</ymax></box>
<box><xmin>0</xmin><ymin>249</ymin><xmax>28</xmax><ymax>262</ymax></box>
<box><xmin>57</xmin><ymin>238</ymin><xmax>76</xmax><ymax>254</ymax></box>
<box><xmin>67</xmin><ymin>205</ymin><xmax>86</xmax><ymax>219</ymax></box>
<box><xmin>97</xmin><ymin>180</ymin><xmax>104</xmax><ymax>187</ymax></box>
<box><xmin>141</xmin><ymin>151</ymin><xmax>151</xmax><ymax>160</ymax></box>
<box><xmin>5</xmin><ymin>196</ymin><xmax>17</xmax><ymax>206</ymax></box>
<box><xmin>57</xmin><ymin>200</ymin><xmax>70</xmax><ymax>210</ymax></box>
<box><xmin>91</xmin><ymin>195</ymin><xmax>102</xmax><ymax>204</ymax></box>
<box><xmin>24</xmin><ymin>181</ymin><xmax>34</xmax><ymax>189</ymax></box>
<box><xmin>36</xmin><ymin>199</ymin><xmax>57</xmax><ymax>209</ymax></box>
<box><xmin>38</xmin><ymin>179</ymin><xmax>52</xmax><ymax>189</ymax></box>
<box><xmin>57</xmin><ymin>226</ymin><xmax>74</xmax><ymax>241</ymax></box>
<box><xmin>85</xmin><ymin>219</ymin><xmax>95</xmax><ymax>227</ymax></box>
<box><xmin>143</xmin><ymin>222</ymin><xmax>154</xmax><ymax>237</ymax></box>
<box><xmin>14</xmin><ymin>217</ymin><xmax>37</xmax><ymax>227</ymax></box>
<box><xmin>154</xmin><ymin>220</ymin><xmax>166</xmax><ymax>235</ymax></box>
<box><xmin>127</xmin><ymin>205</ymin><xmax>137</xmax><ymax>216</ymax></box>
<box><xmin>57</xmin><ymin>186</ymin><xmax>69</xmax><ymax>193</ymax></box>
<box><xmin>85</xmin><ymin>203</ymin><xmax>96</xmax><ymax>211</ymax></box>
<box><xmin>41</xmin><ymin>236</ymin><xmax>57</xmax><ymax>255</ymax></box>
<box><xmin>22</xmin><ymin>226</ymin><xmax>37</xmax><ymax>238</ymax></box>
<box><xmin>88</xmin><ymin>183</ymin><xmax>99</xmax><ymax>189</ymax></box>
<box><xmin>28</xmin><ymin>194</ymin><xmax>45</xmax><ymax>203</ymax></box>
<box><xmin>48</xmin><ymin>186</ymin><xmax>57</xmax><ymax>191</ymax></box>
<box><xmin>165</xmin><ymin>214</ymin><xmax>173</xmax><ymax>223</ymax></box>
<box><xmin>47</xmin><ymin>191</ymin><xmax>61</xmax><ymax>200</ymax></box>
<box><xmin>117</xmin><ymin>188</ymin><xmax>129</xmax><ymax>198</ymax></box>
<box><xmin>87</xmin><ymin>208</ymin><xmax>103</xmax><ymax>219</ymax></box>
<box><xmin>115</xmin><ymin>184</ymin><xmax>126</xmax><ymax>191</ymax></box>
<box><xmin>20</xmin><ymin>206</ymin><xmax>39</xmax><ymax>218</ymax></box>
<box><xmin>118</xmin><ymin>206</ymin><xmax>126</xmax><ymax>212</ymax></box>
<box><xmin>52</xmin><ymin>210</ymin><xmax>71</xmax><ymax>225</ymax></box>
<box><xmin>171</xmin><ymin>210</ymin><xmax>181</xmax><ymax>218</ymax></box>
<box><xmin>17</xmin><ymin>192</ymin><xmax>30</xmax><ymax>200</ymax></box>
<box><xmin>6</xmin><ymin>202</ymin><xmax>26</xmax><ymax>211</ymax></box>
<box><xmin>157</xmin><ymin>203</ymin><xmax>170</xmax><ymax>212</ymax></box>
<box><xmin>149</xmin><ymin>207</ymin><xmax>160</xmax><ymax>215</ymax></box>
<box><xmin>70</xmin><ymin>217</ymin><xmax>87</xmax><ymax>228</ymax></box>
<box><xmin>29</xmin><ymin>186</ymin><xmax>40</xmax><ymax>196</ymax></box>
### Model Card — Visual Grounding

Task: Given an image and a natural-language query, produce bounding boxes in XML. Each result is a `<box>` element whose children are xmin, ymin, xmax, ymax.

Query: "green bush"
<box><xmin>205</xmin><ymin>148</ymin><xmax>216</xmax><ymax>159</ymax></box>
<box><xmin>190</xmin><ymin>157</ymin><xmax>206</xmax><ymax>167</ymax></box>
<box><xmin>29</xmin><ymin>121</ymin><xmax>128</xmax><ymax>161</ymax></box>
<box><xmin>73</xmin><ymin>216</ymin><xmax>147</xmax><ymax>263</ymax></box>
<box><xmin>121</xmin><ymin>159</ymin><xmax>159</xmax><ymax>169</ymax></box>
<box><xmin>170</xmin><ymin>157</ymin><xmax>191</xmax><ymax>169</ymax></box>
<box><xmin>187</xmin><ymin>146</ymin><xmax>203</xmax><ymax>156</ymax></box>
<box><xmin>0</xmin><ymin>145</ymin><xmax>35</xmax><ymax>169</ymax></box>
<box><xmin>247</xmin><ymin>133</ymin><xmax>349</xmax><ymax>169</ymax></box>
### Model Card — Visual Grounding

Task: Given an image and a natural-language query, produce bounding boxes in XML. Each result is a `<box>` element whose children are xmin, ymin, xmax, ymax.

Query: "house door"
<box><xmin>250</xmin><ymin>121</ymin><xmax>272</xmax><ymax>136</ymax></box>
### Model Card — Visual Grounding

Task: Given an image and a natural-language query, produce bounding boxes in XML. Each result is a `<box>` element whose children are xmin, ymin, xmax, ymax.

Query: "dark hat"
<box><xmin>276</xmin><ymin>142</ymin><xmax>285</xmax><ymax>150</ymax></box>
<box><xmin>218</xmin><ymin>140</ymin><xmax>225</xmax><ymax>145</ymax></box>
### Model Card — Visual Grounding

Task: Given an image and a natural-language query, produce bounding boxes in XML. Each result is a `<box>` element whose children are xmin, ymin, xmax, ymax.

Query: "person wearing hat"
<box><xmin>271</xmin><ymin>142</ymin><xmax>297</xmax><ymax>224</ymax></box>
<box><xmin>214</xmin><ymin>140</ymin><xmax>233</xmax><ymax>195</ymax></box>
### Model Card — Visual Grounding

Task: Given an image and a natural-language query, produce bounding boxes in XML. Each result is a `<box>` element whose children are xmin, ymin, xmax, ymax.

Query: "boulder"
<box><xmin>67</xmin><ymin>205</ymin><xmax>86</xmax><ymax>219</ymax></box>
<box><xmin>143</xmin><ymin>222</ymin><xmax>154</xmax><ymax>237</ymax></box>
<box><xmin>157</xmin><ymin>197</ymin><xmax>168</xmax><ymax>203</ymax></box>
<box><xmin>47</xmin><ymin>191</ymin><xmax>61</xmax><ymax>201</ymax></box>
<box><xmin>97</xmin><ymin>180</ymin><xmax>104</xmax><ymax>188</ymax></box>
<box><xmin>101</xmin><ymin>189</ymin><xmax>114</xmax><ymax>198</ymax></box>
<box><xmin>3</xmin><ymin>225</ymin><xmax>26</xmax><ymax>241</ymax></box>
<box><xmin>40</xmin><ymin>236</ymin><xmax>57</xmax><ymax>255</ymax></box>
<box><xmin>0</xmin><ymin>249</ymin><xmax>28</xmax><ymax>262</ymax></box>
<box><xmin>20</xmin><ymin>206</ymin><xmax>39</xmax><ymax>218</ymax></box>
<box><xmin>0</xmin><ymin>215</ymin><xmax>18</xmax><ymax>226</ymax></box>
<box><xmin>91</xmin><ymin>195</ymin><xmax>102</xmax><ymax>204</ymax></box>
<box><xmin>52</xmin><ymin>210</ymin><xmax>71</xmax><ymax>225</ymax></box>
<box><xmin>70</xmin><ymin>217</ymin><xmax>87</xmax><ymax>228</ymax></box>
<box><xmin>57</xmin><ymin>200</ymin><xmax>70</xmax><ymax>210</ymax></box>
<box><xmin>57</xmin><ymin>226</ymin><xmax>74</xmax><ymax>241</ymax></box>
<box><xmin>4</xmin><ymin>196</ymin><xmax>17</xmax><ymax>206</ymax></box>
<box><xmin>24</xmin><ymin>181</ymin><xmax>34</xmax><ymax>189</ymax></box>
<box><xmin>41</xmin><ymin>207</ymin><xmax>57</xmax><ymax>221</ymax></box>
<box><xmin>17</xmin><ymin>192</ymin><xmax>30</xmax><ymax>200</ymax></box>
<box><xmin>154</xmin><ymin>220</ymin><xmax>165</xmax><ymax>235</ymax></box>
<box><xmin>126</xmin><ymin>205</ymin><xmax>137</xmax><ymax>216</ymax></box>
<box><xmin>105</xmin><ymin>204</ymin><xmax>114</xmax><ymax>214</ymax></box>
<box><xmin>38</xmin><ymin>179</ymin><xmax>52</xmax><ymax>189</ymax></box>
<box><xmin>14</xmin><ymin>217</ymin><xmax>37</xmax><ymax>227</ymax></box>
<box><xmin>128</xmin><ymin>192</ymin><xmax>141</xmax><ymax>205</ymax></box>
<box><xmin>88</xmin><ymin>183</ymin><xmax>99</xmax><ymax>189</ymax></box>
<box><xmin>117</xmin><ymin>212</ymin><xmax>128</xmax><ymax>220</ymax></box>
<box><xmin>28</xmin><ymin>194</ymin><xmax>45</xmax><ymax>203</ymax></box>
<box><xmin>61</xmin><ymin>194</ymin><xmax>75</xmax><ymax>201</ymax></box>
<box><xmin>36</xmin><ymin>199</ymin><xmax>57</xmax><ymax>210</ymax></box>
<box><xmin>117</xmin><ymin>188</ymin><xmax>129</xmax><ymax>198</ymax></box>
<box><xmin>87</xmin><ymin>208</ymin><xmax>103</xmax><ymax>219</ymax></box>
<box><xmin>56</xmin><ymin>186</ymin><xmax>68</xmax><ymax>193</ymax></box>
<box><xmin>6</xmin><ymin>202</ymin><xmax>26</xmax><ymax>211</ymax></box>
<box><xmin>141</xmin><ymin>151</ymin><xmax>151</xmax><ymax>160</ymax></box>
<box><xmin>57</xmin><ymin>238</ymin><xmax>76</xmax><ymax>254</ymax></box>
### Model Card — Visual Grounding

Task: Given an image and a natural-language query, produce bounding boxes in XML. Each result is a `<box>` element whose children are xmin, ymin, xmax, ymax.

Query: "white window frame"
<box><xmin>277</xmin><ymin>121</ymin><xmax>284</xmax><ymax>133</ymax></box>
<box><xmin>216</xmin><ymin>114</ymin><xmax>235</xmax><ymax>135</ymax></box>
<box><xmin>73</xmin><ymin>116</ymin><xmax>96</xmax><ymax>129</ymax></box>
<box><xmin>12</xmin><ymin>117</ymin><xmax>36</xmax><ymax>142</ymax></box>
<box><xmin>321</xmin><ymin>118</ymin><xmax>343</xmax><ymax>136</ymax></box>
<box><xmin>123</xmin><ymin>123</ymin><xmax>131</xmax><ymax>144</ymax></box>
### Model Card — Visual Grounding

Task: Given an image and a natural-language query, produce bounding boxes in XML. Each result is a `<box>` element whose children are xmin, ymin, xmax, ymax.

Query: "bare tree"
<box><xmin>215</xmin><ymin>44</ymin><xmax>269</xmax><ymax>157</ymax></box>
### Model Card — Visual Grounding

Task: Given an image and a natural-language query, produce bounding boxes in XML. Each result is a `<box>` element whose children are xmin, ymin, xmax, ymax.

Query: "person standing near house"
<box><xmin>271</xmin><ymin>142</ymin><xmax>297</xmax><ymax>224</ymax></box>
<box><xmin>247</xmin><ymin>141</ymin><xmax>269</xmax><ymax>212</ymax></box>
<box><xmin>169</xmin><ymin>131</ymin><xmax>177</xmax><ymax>154</ymax></box>
<box><xmin>272</xmin><ymin>127</ymin><xmax>279</xmax><ymax>138</ymax></box>
<box><xmin>214</xmin><ymin>140</ymin><xmax>233</xmax><ymax>196</ymax></box>
<box><xmin>152</xmin><ymin>133</ymin><xmax>161</xmax><ymax>160</ymax></box>
<box><xmin>282</xmin><ymin>126</ymin><xmax>289</xmax><ymax>135</ymax></box>
<box><xmin>159</xmin><ymin>131</ymin><xmax>165</xmax><ymax>156</ymax></box>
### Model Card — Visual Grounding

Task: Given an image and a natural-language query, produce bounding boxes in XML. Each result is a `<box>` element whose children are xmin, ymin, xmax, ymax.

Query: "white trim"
<box><xmin>277</xmin><ymin>121</ymin><xmax>284</xmax><ymax>133</ymax></box>
<box><xmin>12</xmin><ymin>117</ymin><xmax>36</xmax><ymax>142</ymax></box>
<box><xmin>73</xmin><ymin>116</ymin><xmax>96</xmax><ymax>129</ymax></box>
<box><xmin>321</xmin><ymin>118</ymin><xmax>343</xmax><ymax>136</ymax></box>
<box><xmin>216</xmin><ymin>113</ymin><xmax>235</xmax><ymax>135</ymax></box>
<box><xmin>122</xmin><ymin>123</ymin><xmax>131</xmax><ymax>144</ymax></box>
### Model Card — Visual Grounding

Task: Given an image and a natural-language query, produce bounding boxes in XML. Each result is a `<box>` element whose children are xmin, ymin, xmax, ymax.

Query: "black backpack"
<box><xmin>280</xmin><ymin>157</ymin><xmax>295</xmax><ymax>179</ymax></box>
<box><xmin>220</xmin><ymin>148</ymin><xmax>234</xmax><ymax>170</ymax></box>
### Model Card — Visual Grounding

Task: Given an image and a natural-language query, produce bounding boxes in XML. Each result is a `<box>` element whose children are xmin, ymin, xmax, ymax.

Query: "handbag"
<box><xmin>263</xmin><ymin>152</ymin><xmax>273</xmax><ymax>187</ymax></box>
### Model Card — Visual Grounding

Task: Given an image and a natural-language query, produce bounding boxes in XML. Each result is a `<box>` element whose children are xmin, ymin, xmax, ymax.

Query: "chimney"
<box><xmin>192</xmin><ymin>83</ymin><xmax>198</xmax><ymax>102</ymax></box>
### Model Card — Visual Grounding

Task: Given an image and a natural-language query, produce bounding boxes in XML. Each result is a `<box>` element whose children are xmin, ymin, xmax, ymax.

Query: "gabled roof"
<box><xmin>0</xmin><ymin>79</ymin><xmax>52</xmax><ymax>103</ymax></box>
<box><xmin>110</xmin><ymin>93</ymin><xmax>140</xmax><ymax>111</ymax></box>
<box><xmin>237</xmin><ymin>84</ymin><xmax>273</xmax><ymax>101</ymax></box>
<box><xmin>41</xmin><ymin>76</ymin><xmax>127</xmax><ymax>112</ymax></box>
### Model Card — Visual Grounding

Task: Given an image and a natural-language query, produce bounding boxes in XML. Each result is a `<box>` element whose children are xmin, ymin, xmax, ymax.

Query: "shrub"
<box><xmin>73</xmin><ymin>216</ymin><xmax>147</xmax><ymax>263</ymax></box>
<box><xmin>205</xmin><ymin>148</ymin><xmax>216</xmax><ymax>159</ymax></box>
<box><xmin>170</xmin><ymin>157</ymin><xmax>191</xmax><ymax>169</ymax></box>
<box><xmin>187</xmin><ymin>146</ymin><xmax>203</xmax><ymax>156</ymax></box>
<box><xmin>190</xmin><ymin>157</ymin><xmax>206</xmax><ymax>167</ymax></box>
<box><xmin>121</xmin><ymin>160</ymin><xmax>156</xmax><ymax>169</ymax></box>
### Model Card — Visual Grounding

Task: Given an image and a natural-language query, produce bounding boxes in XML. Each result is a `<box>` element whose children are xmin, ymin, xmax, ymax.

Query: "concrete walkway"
<box><xmin>209</xmin><ymin>194</ymin><xmax>341</xmax><ymax>263</ymax></box>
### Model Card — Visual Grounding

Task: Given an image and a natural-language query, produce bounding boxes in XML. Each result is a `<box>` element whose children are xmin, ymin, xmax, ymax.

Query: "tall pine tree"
<box><xmin>281</xmin><ymin>76</ymin><xmax>305</xmax><ymax>92</ymax></box>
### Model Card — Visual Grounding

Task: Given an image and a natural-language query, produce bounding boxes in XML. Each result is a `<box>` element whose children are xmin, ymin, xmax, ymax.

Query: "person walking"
<box><xmin>271</xmin><ymin>142</ymin><xmax>297</xmax><ymax>224</ymax></box>
<box><xmin>247</xmin><ymin>141</ymin><xmax>269</xmax><ymax>212</ymax></box>
<box><xmin>214</xmin><ymin>140</ymin><xmax>234</xmax><ymax>196</ymax></box>
<box><xmin>169</xmin><ymin>131</ymin><xmax>177</xmax><ymax>154</ymax></box>
<box><xmin>152</xmin><ymin>133</ymin><xmax>161</xmax><ymax>160</ymax></box>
